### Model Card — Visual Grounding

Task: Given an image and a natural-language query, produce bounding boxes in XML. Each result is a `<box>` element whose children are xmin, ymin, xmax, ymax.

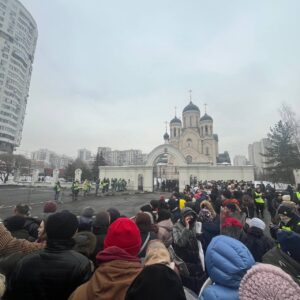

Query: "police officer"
<box><xmin>254</xmin><ymin>186</ymin><xmax>265</xmax><ymax>219</ymax></box>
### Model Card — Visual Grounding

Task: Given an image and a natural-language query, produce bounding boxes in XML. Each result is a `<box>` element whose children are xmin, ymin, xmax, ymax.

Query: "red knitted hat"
<box><xmin>221</xmin><ymin>217</ymin><xmax>243</xmax><ymax>229</ymax></box>
<box><xmin>104</xmin><ymin>217</ymin><xmax>142</xmax><ymax>256</ymax></box>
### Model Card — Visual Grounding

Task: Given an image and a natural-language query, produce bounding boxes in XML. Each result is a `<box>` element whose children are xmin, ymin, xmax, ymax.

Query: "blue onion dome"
<box><xmin>200</xmin><ymin>113</ymin><xmax>213</xmax><ymax>121</ymax></box>
<box><xmin>163</xmin><ymin>132</ymin><xmax>170</xmax><ymax>140</ymax></box>
<box><xmin>183</xmin><ymin>101</ymin><xmax>200</xmax><ymax>113</ymax></box>
<box><xmin>170</xmin><ymin>116</ymin><xmax>182</xmax><ymax>124</ymax></box>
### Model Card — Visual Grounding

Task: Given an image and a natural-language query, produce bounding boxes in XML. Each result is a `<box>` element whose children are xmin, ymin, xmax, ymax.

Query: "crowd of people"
<box><xmin>0</xmin><ymin>180</ymin><xmax>300</xmax><ymax>299</ymax></box>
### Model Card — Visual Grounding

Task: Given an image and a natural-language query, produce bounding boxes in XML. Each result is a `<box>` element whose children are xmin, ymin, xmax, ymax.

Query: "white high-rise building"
<box><xmin>0</xmin><ymin>0</ymin><xmax>38</xmax><ymax>153</ymax></box>
<box><xmin>233</xmin><ymin>155</ymin><xmax>247</xmax><ymax>166</ymax></box>
<box><xmin>248</xmin><ymin>138</ymin><xmax>271</xmax><ymax>178</ymax></box>
<box><xmin>77</xmin><ymin>148</ymin><xmax>91</xmax><ymax>162</ymax></box>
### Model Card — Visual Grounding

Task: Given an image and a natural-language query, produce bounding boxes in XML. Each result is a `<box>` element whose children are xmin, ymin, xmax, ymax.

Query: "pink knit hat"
<box><xmin>239</xmin><ymin>263</ymin><xmax>300</xmax><ymax>300</ymax></box>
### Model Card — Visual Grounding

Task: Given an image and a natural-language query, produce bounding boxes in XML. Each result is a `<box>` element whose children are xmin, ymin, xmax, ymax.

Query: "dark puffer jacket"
<box><xmin>241</xmin><ymin>227</ymin><xmax>275</xmax><ymax>262</ymax></box>
<box><xmin>7</xmin><ymin>240</ymin><xmax>92</xmax><ymax>300</ymax></box>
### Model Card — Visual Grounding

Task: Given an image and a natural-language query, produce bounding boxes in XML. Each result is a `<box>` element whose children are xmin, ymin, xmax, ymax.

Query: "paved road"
<box><xmin>0</xmin><ymin>186</ymin><xmax>163</xmax><ymax>220</ymax></box>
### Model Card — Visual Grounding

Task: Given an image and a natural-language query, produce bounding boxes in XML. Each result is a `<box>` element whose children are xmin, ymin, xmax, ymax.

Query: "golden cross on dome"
<box><xmin>165</xmin><ymin>121</ymin><xmax>168</xmax><ymax>131</ymax></box>
<box><xmin>189</xmin><ymin>89</ymin><xmax>192</xmax><ymax>102</ymax></box>
<box><xmin>204</xmin><ymin>103</ymin><xmax>207</xmax><ymax>113</ymax></box>
<box><xmin>174</xmin><ymin>106</ymin><xmax>177</xmax><ymax>117</ymax></box>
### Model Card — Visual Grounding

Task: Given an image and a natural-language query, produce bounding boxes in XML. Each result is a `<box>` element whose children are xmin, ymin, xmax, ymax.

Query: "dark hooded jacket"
<box><xmin>125</xmin><ymin>263</ymin><xmax>186</xmax><ymax>300</ymax></box>
<box><xmin>7</xmin><ymin>239</ymin><xmax>92</xmax><ymax>300</ymax></box>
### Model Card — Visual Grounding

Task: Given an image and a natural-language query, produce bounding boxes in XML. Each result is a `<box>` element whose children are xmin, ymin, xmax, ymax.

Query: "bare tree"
<box><xmin>279</xmin><ymin>103</ymin><xmax>300</xmax><ymax>152</ymax></box>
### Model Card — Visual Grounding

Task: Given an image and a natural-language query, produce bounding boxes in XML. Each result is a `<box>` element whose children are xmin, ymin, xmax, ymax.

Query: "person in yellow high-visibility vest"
<box><xmin>294</xmin><ymin>185</ymin><xmax>300</xmax><ymax>206</ymax></box>
<box><xmin>254</xmin><ymin>186</ymin><xmax>265</xmax><ymax>219</ymax></box>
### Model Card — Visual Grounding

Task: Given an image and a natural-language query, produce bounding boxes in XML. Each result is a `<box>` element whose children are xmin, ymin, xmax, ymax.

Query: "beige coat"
<box><xmin>69</xmin><ymin>259</ymin><xmax>142</xmax><ymax>300</ymax></box>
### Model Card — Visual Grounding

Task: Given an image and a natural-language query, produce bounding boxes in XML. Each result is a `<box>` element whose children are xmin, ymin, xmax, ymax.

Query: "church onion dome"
<box><xmin>170</xmin><ymin>116</ymin><xmax>182</xmax><ymax>124</ymax></box>
<box><xmin>200</xmin><ymin>113</ymin><xmax>213</xmax><ymax>122</ymax></box>
<box><xmin>163</xmin><ymin>132</ymin><xmax>170</xmax><ymax>140</ymax></box>
<box><xmin>183</xmin><ymin>101</ymin><xmax>200</xmax><ymax>113</ymax></box>
<box><xmin>213</xmin><ymin>134</ymin><xmax>218</xmax><ymax>142</ymax></box>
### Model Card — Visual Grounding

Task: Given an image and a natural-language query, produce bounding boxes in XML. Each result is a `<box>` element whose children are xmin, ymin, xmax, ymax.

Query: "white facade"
<box><xmin>233</xmin><ymin>155</ymin><xmax>247</xmax><ymax>166</ymax></box>
<box><xmin>77</xmin><ymin>148</ymin><xmax>91</xmax><ymax>162</ymax></box>
<box><xmin>0</xmin><ymin>0</ymin><xmax>38</xmax><ymax>152</ymax></box>
<box><xmin>100</xmin><ymin>144</ymin><xmax>254</xmax><ymax>192</ymax></box>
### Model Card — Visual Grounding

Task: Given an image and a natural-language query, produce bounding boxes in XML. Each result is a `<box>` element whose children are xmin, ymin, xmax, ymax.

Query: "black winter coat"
<box><xmin>7</xmin><ymin>240</ymin><xmax>92</xmax><ymax>300</ymax></box>
<box><xmin>201</xmin><ymin>217</ymin><xmax>220</xmax><ymax>253</ymax></box>
<box><xmin>241</xmin><ymin>227</ymin><xmax>275</xmax><ymax>262</ymax></box>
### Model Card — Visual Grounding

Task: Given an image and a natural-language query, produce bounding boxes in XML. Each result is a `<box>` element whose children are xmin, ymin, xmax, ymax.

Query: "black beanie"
<box><xmin>46</xmin><ymin>211</ymin><xmax>78</xmax><ymax>240</ymax></box>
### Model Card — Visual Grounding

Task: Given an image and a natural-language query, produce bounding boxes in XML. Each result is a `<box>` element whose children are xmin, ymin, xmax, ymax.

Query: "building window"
<box><xmin>187</xmin><ymin>138</ymin><xmax>192</xmax><ymax>147</ymax></box>
<box><xmin>173</xmin><ymin>127</ymin><xmax>176</xmax><ymax>137</ymax></box>
<box><xmin>205</xmin><ymin>125</ymin><xmax>208</xmax><ymax>135</ymax></box>
<box><xmin>190</xmin><ymin>116</ymin><xmax>192</xmax><ymax>127</ymax></box>
<box><xmin>186</xmin><ymin>155</ymin><xmax>192</xmax><ymax>164</ymax></box>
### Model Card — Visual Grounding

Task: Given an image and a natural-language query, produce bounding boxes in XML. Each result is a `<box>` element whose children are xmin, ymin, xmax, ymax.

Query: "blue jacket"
<box><xmin>199</xmin><ymin>235</ymin><xmax>255</xmax><ymax>300</ymax></box>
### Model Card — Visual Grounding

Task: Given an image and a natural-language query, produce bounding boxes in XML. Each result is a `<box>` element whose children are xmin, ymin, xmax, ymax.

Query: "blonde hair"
<box><xmin>200</xmin><ymin>200</ymin><xmax>217</xmax><ymax>219</ymax></box>
<box><xmin>144</xmin><ymin>240</ymin><xmax>171</xmax><ymax>267</ymax></box>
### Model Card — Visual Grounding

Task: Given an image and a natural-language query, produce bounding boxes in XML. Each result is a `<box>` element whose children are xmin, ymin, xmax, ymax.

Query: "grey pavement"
<box><xmin>0</xmin><ymin>186</ymin><xmax>165</xmax><ymax>220</ymax></box>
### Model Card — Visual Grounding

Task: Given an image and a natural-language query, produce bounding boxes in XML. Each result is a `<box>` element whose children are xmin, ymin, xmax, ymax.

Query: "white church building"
<box><xmin>99</xmin><ymin>98</ymin><xmax>254</xmax><ymax>191</ymax></box>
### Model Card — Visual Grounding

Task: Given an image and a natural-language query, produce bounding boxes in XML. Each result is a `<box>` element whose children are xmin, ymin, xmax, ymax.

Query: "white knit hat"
<box><xmin>249</xmin><ymin>218</ymin><xmax>265</xmax><ymax>231</ymax></box>
<box><xmin>282</xmin><ymin>195</ymin><xmax>291</xmax><ymax>201</ymax></box>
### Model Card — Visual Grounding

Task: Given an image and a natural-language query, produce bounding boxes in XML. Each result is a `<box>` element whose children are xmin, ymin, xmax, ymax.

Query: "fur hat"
<box><xmin>43</xmin><ymin>201</ymin><xmax>57</xmax><ymax>214</ymax></box>
<box><xmin>239</xmin><ymin>263</ymin><xmax>300</xmax><ymax>299</ymax></box>
<box><xmin>249</xmin><ymin>218</ymin><xmax>265</xmax><ymax>231</ymax></box>
<box><xmin>104</xmin><ymin>218</ymin><xmax>141</xmax><ymax>256</ymax></box>
<box><xmin>144</xmin><ymin>240</ymin><xmax>171</xmax><ymax>266</ymax></box>
<box><xmin>46</xmin><ymin>211</ymin><xmax>78</xmax><ymax>240</ymax></box>
<box><xmin>282</xmin><ymin>194</ymin><xmax>291</xmax><ymax>201</ymax></box>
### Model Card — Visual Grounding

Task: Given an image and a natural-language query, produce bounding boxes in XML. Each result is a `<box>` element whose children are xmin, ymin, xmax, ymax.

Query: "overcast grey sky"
<box><xmin>19</xmin><ymin>0</ymin><xmax>300</xmax><ymax>159</ymax></box>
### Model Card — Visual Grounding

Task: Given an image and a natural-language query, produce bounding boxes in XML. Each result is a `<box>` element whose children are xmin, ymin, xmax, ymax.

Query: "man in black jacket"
<box><xmin>7</xmin><ymin>211</ymin><xmax>92</xmax><ymax>300</ymax></box>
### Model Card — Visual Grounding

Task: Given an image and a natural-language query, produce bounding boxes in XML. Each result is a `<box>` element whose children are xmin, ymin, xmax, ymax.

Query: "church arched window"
<box><xmin>173</xmin><ymin>127</ymin><xmax>176</xmax><ymax>137</ymax></box>
<box><xmin>205</xmin><ymin>125</ymin><xmax>208</xmax><ymax>135</ymax></box>
<box><xmin>186</xmin><ymin>138</ymin><xmax>192</xmax><ymax>147</ymax></box>
<box><xmin>190</xmin><ymin>116</ymin><xmax>193</xmax><ymax>127</ymax></box>
<box><xmin>186</xmin><ymin>155</ymin><xmax>192</xmax><ymax>164</ymax></box>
